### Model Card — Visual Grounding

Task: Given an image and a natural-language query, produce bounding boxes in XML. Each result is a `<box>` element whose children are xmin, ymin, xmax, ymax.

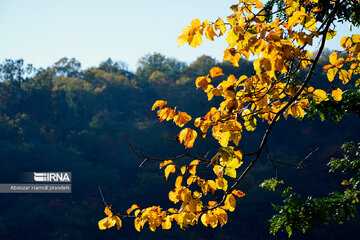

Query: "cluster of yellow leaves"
<box><xmin>323</xmin><ymin>34</ymin><xmax>360</xmax><ymax>86</ymax></box>
<box><xmin>170</xmin><ymin>1</ymin><xmax>360</xmax><ymax>149</ymax></box>
<box><xmin>152</xmin><ymin>100</ymin><xmax>192</xmax><ymax>128</ymax></box>
<box><xmin>104</xmin><ymin>150</ymin><xmax>245</xmax><ymax>232</ymax></box>
<box><xmin>98</xmin><ymin>206</ymin><xmax>122</xmax><ymax>230</ymax></box>
<box><xmin>100</xmin><ymin>0</ymin><xmax>360</xmax><ymax>233</ymax></box>
<box><xmin>177</xmin><ymin>18</ymin><xmax>226</xmax><ymax>48</ymax></box>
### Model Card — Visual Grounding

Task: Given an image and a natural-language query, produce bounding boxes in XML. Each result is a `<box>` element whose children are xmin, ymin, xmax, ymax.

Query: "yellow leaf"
<box><xmin>332</xmin><ymin>88</ymin><xmax>343</xmax><ymax>101</ymax></box>
<box><xmin>191</xmin><ymin>18</ymin><xmax>201</xmax><ymax>28</ymax></box>
<box><xmin>255</xmin><ymin>0</ymin><xmax>263</xmax><ymax>8</ymax></box>
<box><xmin>215</xmin><ymin>177</ymin><xmax>228</xmax><ymax>191</ymax></box>
<box><xmin>190</xmin><ymin>30</ymin><xmax>203</xmax><ymax>48</ymax></box>
<box><xmin>187</xmin><ymin>175</ymin><xmax>199</xmax><ymax>186</ymax></box>
<box><xmin>338</xmin><ymin>69</ymin><xmax>349</xmax><ymax>84</ymax></box>
<box><xmin>175</xmin><ymin>175</ymin><xmax>183</xmax><ymax>188</ymax></box>
<box><xmin>104</xmin><ymin>206</ymin><xmax>112</xmax><ymax>216</ymax></box>
<box><xmin>201</xmin><ymin>213</ymin><xmax>209</xmax><ymax>227</ymax></box>
<box><xmin>177</xmin><ymin>26</ymin><xmax>191</xmax><ymax>47</ymax></box>
<box><xmin>209</xmin><ymin>67</ymin><xmax>224</xmax><ymax>78</ymax></box>
<box><xmin>288</xmin><ymin>11</ymin><xmax>304</xmax><ymax>28</ymax></box>
<box><xmin>181</xmin><ymin>166</ymin><xmax>186</xmax><ymax>175</ymax></box>
<box><xmin>98</xmin><ymin>215</ymin><xmax>121</xmax><ymax>230</ymax></box>
<box><xmin>253</xmin><ymin>58</ymin><xmax>262</xmax><ymax>76</ymax></box>
<box><xmin>329</xmin><ymin>52</ymin><xmax>338</xmax><ymax>65</ymax></box>
<box><xmin>326</xmin><ymin>30</ymin><xmax>337</xmax><ymax>40</ymax></box>
<box><xmin>219</xmin><ymin>131</ymin><xmax>231</xmax><ymax>147</ymax></box>
<box><xmin>244</xmin><ymin>117</ymin><xmax>257</xmax><ymax>131</ymax></box>
<box><xmin>189</xmin><ymin>159</ymin><xmax>199</xmax><ymax>175</ymax></box>
<box><xmin>178</xmin><ymin>128</ymin><xmax>198</xmax><ymax>149</ymax></box>
<box><xmin>214</xmin><ymin>18</ymin><xmax>226</xmax><ymax>36</ymax></box>
<box><xmin>205</xmin><ymin>24</ymin><xmax>216</xmax><ymax>41</ymax></box>
<box><xmin>327</xmin><ymin>67</ymin><xmax>338</xmax><ymax>82</ymax></box>
<box><xmin>216</xmin><ymin>208</ymin><xmax>228</xmax><ymax>227</ymax></box>
<box><xmin>159</xmin><ymin>160</ymin><xmax>173</xmax><ymax>169</ymax></box>
<box><xmin>226</xmin><ymin>28</ymin><xmax>238</xmax><ymax>47</ymax></box>
<box><xmin>232</xmin><ymin>189</ymin><xmax>245</xmax><ymax>198</ymax></box>
<box><xmin>313</xmin><ymin>89</ymin><xmax>328</xmax><ymax>103</ymax></box>
<box><xmin>158</xmin><ymin>107</ymin><xmax>176</xmax><ymax>122</ymax></box>
<box><xmin>164</xmin><ymin>164</ymin><xmax>176</xmax><ymax>180</ymax></box>
<box><xmin>213</xmin><ymin>165</ymin><xmax>224</xmax><ymax>178</ymax></box>
<box><xmin>152</xmin><ymin>100</ymin><xmax>167</xmax><ymax>111</ymax></box>
<box><xmin>195</xmin><ymin>76</ymin><xmax>211</xmax><ymax>90</ymax></box>
<box><xmin>98</xmin><ymin>217</ymin><xmax>109</xmax><ymax>230</ymax></box>
<box><xmin>113</xmin><ymin>215</ymin><xmax>122</xmax><ymax>230</ymax></box>
<box><xmin>233</xmin><ymin>149</ymin><xmax>243</xmax><ymax>161</ymax></box>
<box><xmin>224</xmin><ymin>194</ymin><xmax>236</xmax><ymax>212</ymax></box>
<box><xmin>134</xmin><ymin>217</ymin><xmax>141</xmax><ymax>232</ymax></box>
<box><xmin>161</xmin><ymin>216</ymin><xmax>172</xmax><ymax>230</ymax></box>
<box><xmin>174</xmin><ymin>111</ymin><xmax>192</xmax><ymax>127</ymax></box>
<box><xmin>127</xmin><ymin>204</ymin><xmax>140</xmax><ymax>215</ymax></box>
<box><xmin>134</xmin><ymin>209</ymin><xmax>141</xmax><ymax>217</ymax></box>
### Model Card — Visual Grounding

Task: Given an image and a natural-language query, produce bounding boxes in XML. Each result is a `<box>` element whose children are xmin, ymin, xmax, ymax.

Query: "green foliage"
<box><xmin>259</xmin><ymin>178</ymin><xmax>284</xmax><ymax>191</ymax></box>
<box><xmin>269</xmin><ymin>142</ymin><xmax>360</xmax><ymax>237</ymax></box>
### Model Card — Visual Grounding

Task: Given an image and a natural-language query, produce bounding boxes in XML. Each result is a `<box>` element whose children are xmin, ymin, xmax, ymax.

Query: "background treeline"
<box><xmin>0</xmin><ymin>53</ymin><xmax>359</xmax><ymax>240</ymax></box>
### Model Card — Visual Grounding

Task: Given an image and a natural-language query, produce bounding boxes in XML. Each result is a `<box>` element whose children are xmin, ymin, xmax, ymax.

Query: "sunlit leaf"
<box><xmin>209</xmin><ymin>67</ymin><xmax>224</xmax><ymax>78</ymax></box>
<box><xmin>214</xmin><ymin>18</ymin><xmax>226</xmax><ymax>36</ymax></box>
<box><xmin>127</xmin><ymin>204</ymin><xmax>140</xmax><ymax>215</ymax></box>
<box><xmin>332</xmin><ymin>88</ymin><xmax>342</xmax><ymax>101</ymax></box>
<box><xmin>152</xmin><ymin>100</ymin><xmax>168</xmax><ymax>111</ymax></box>
<box><xmin>164</xmin><ymin>164</ymin><xmax>176</xmax><ymax>180</ymax></box>
<box><xmin>174</xmin><ymin>111</ymin><xmax>192</xmax><ymax>127</ymax></box>
<box><xmin>178</xmin><ymin>128</ymin><xmax>198</xmax><ymax>148</ymax></box>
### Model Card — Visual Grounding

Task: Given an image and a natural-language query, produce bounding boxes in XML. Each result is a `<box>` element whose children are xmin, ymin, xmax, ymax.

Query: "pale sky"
<box><xmin>0</xmin><ymin>0</ymin><xmax>357</xmax><ymax>71</ymax></box>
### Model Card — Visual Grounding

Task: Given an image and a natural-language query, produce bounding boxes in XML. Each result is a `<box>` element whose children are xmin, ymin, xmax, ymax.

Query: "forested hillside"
<box><xmin>0</xmin><ymin>54</ymin><xmax>359</xmax><ymax>239</ymax></box>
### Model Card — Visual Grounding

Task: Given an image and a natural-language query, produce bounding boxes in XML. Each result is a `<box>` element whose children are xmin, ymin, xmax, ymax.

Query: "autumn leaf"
<box><xmin>313</xmin><ymin>89</ymin><xmax>328</xmax><ymax>103</ymax></box>
<box><xmin>214</xmin><ymin>18</ymin><xmax>226</xmax><ymax>36</ymax></box>
<box><xmin>152</xmin><ymin>100</ymin><xmax>167</xmax><ymax>111</ymax></box>
<box><xmin>326</xmin><ymin>30</ymin><xmax>337</xmax><ymax>40</ymax></box>
<box><xmin>232</xmin><ymin>189</ymin><xmax>245</xmax><ymax>198</ymax></box>
<box><xmin>226</xmin><ymin>28</ymin><xmax>238</xmax><ymax>47</ymax></box>
<box><xmin>209</xmin><ymin>67</ymin><xmax>224</xmax><ymax>78</ymax></box>
<box><xmin>195</xmin><ymin>76</ymin><xmax>211</xmax><ymax>90</ymax></box>
<box><xmin>216</xmin><ymin>208</ymin><xmax>228</xmax><ymax>227</ymax></box>
<box><xmin>160</xmin><ymin>160</ymin><xmax>173</xmax><ymax>169</ymax></box>
<box><xmin>177</xmin><ymin>18</ymin><xmax>204</xmax><ymax>48</ymax></box>
<box><xmin>188</xmin><ymin>159</ymin><xmax>199</xmax><ymax>175</ymax></box>
<box><xmin>161</xmin><ymin>216</ymin><xmax>172</xmax><ymax>230</ymax></box>
<box><xmin>332</xmin><ymin>88</ymin><xmax>343</xmax><ymax>101</ymax></box>
<box><xmin>164</xmin><ymin>164</ymin><xmax>176</xmax><ymax>180</ymax></box>
<box><xmin>215</xmin><ymin>177</ymin><xmax>228</xmax><ymax>191</ymax></box>
<box><xmin>104</xmin><ymin>206</ymin><xmax>112</xmax><ymax>216</ymax></box>
<box><xmin>178</xmin><ymin>128</ymin><xmax>198</xmax><ymax>148</ymax></box>
<box><xmin>327</xmin><ymin>67</ymin><xmax>338</xmax><ymax>82</ymax></box>
<box><xmin>134</xmin><ymin>217</ymin><xmax>141</xmax><ymax>232</ymax></box>
<box><xmin>205</xmin><ymin>24</ymin><xmax>216</xmax><ymax>41</ymax></box>
<box><xmin>127</xmin><ymin>204</ymin><xmax>140</xmax><ymax>215</ymax></box>
<box><xmin>224</xmin><ymin>194</ymin><xmax>236</xmax><ymax>212</ymax></box>
<box><xmin>158</xmin><ymin>107</ymin><xmax>176</xmax><ymax>122</ymax></box>
<box><xmin>98</xmin><ymin>206</ymin><xmax>122</xmax><ymax>230</ymax></box>
<box><xmin>190</xmin><ymin>31</ymin><xmax>203</xmax><ymax>48</ymax></box>
<box><xmin>174</xmin><ymin>111</ymin><xmax>192</xmax><ymax>127</ymax></box>
<box><xmin>175</xmin><ymin>175</ymin><xmax>183</xmax><ymax>188</ymax></box>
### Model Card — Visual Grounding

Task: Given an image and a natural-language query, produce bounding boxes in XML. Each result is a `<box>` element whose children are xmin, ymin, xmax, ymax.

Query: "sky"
<box><xmin>0</xmin><ymin>0</ymin><xmax>357</xmax><ymax>71</ymax></box>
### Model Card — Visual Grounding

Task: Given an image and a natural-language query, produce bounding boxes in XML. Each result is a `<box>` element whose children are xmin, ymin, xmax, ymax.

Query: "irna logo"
<box><xmin>34</xmin><ymin>172</ymin><xmax>71</xmax><ymax>182</ymax></box>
